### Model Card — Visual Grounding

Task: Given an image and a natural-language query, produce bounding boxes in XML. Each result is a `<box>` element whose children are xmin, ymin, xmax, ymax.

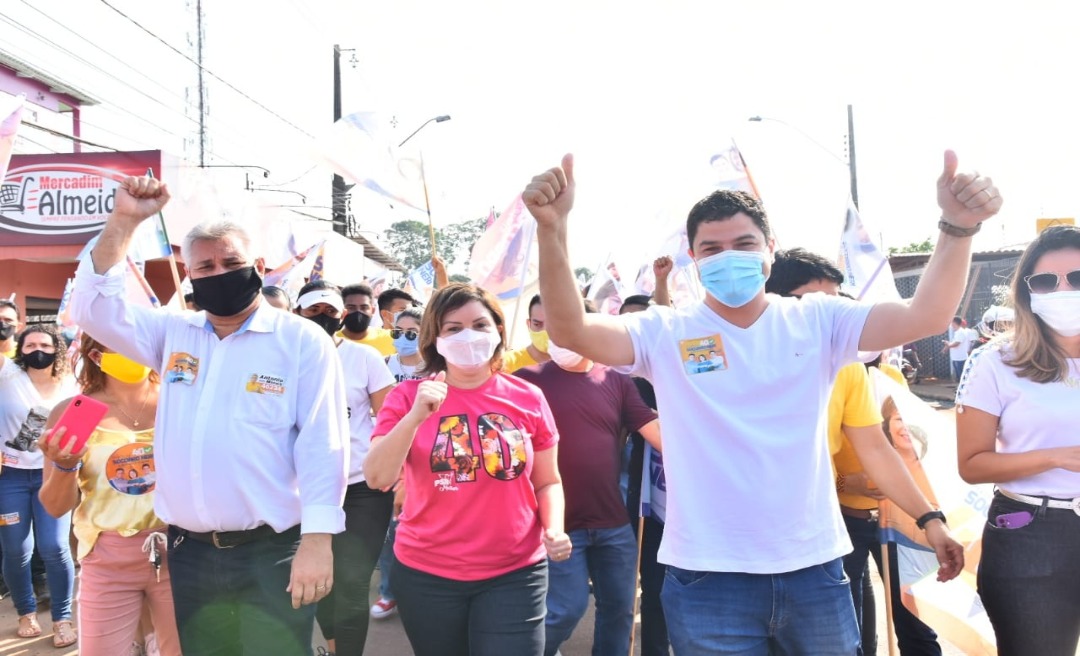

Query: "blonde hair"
<box><xmin>1001</xmin><ymin>225</ymin><xmax>1080</xmax><ymax>383</ymax></box>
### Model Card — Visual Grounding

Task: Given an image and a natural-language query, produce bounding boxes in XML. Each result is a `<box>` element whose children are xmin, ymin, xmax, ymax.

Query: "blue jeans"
<box><xmin>377</xmin><ymin>517</ymin><xmax>398</xmax><ymax>601</ymax></box>
<box><xmin>0</xmin><ymin>466</ymin><xmax>74</xmax><ymax>620</ymax></box>
<box><xmin>979</xmin><ymin>492</ymin><xmax>1080</xmax><ymax>656</ymax></box>
<box><xmin>166</xmin><ymin>525</ymin><xmax>315</xmax><ymax>656</ymax></box>
<box><xmin>662</xmin><ymin>557</ymin><xmax>860</xmax><ymax>655</ymax></box>
<box><xmin>544</xmin><ymin>524</ymin><xmax>638</xmax><ymax>656</ymax></box>
<box><xmin>951</xmin><ymin>359</ymin><xmax>966</xmax><ymax>380</ymax></box>
<box><xmin>392</xmin><ymin>557</ymin><xmax>547</xmax><ymax>656</ymax></box>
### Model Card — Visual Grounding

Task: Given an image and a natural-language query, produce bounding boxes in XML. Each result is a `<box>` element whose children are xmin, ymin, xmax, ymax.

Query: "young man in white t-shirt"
<box><xmin>522</xmin><ymin>151</ymin><xmax>999</xmax><ymax>654</ymax></box>
<box><xmin>943</xmin><ymin>316</ymin><xmax>976</xmax><ymax>380</ymax></box>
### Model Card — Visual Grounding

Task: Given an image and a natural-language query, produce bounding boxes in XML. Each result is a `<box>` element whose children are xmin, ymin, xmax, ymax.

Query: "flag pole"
<box><xmin>506</xmin><ymin>221</ymin><xmax>536</xmax><ymax>347</ymax></box>
<box><xmin>145</xmin><ymin>168</ymin><xmax>185</xmax><ymax>302</ymax></box>
<box><xmin>629</xmin><ymin>442</ymin><xmax>652</xmax><ymax>656</ymax></box>
<box><xmin>880</xmin><ymin>510</ymin><xmax>899</xmax><ymax>656</ymax></box>
<box><xmin>420</xmin><ymin>151</ymin><xmax>437</xmax><ymax>261</ymax></box>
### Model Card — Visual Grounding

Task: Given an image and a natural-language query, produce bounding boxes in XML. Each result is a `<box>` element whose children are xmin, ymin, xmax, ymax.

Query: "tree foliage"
<box><xmin>383</xmin><ymin>217</ymin><xmax>488</xmax><ymax>271</ymax></box>
<box><xmin>887</xmin><ymin>237</ymin><xmax>934</xmax><ymax>256</ymax></box>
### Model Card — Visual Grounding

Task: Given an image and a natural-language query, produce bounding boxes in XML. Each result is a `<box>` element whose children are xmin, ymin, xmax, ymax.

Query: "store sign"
<box><xmin>0</xmin><ymin>150</ymin><xmax>160</xmax><ymax>246</ymax></box>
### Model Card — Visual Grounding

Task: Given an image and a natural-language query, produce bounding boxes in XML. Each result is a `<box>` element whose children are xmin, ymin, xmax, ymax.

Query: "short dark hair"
<box><xmin>619</xmin><ymin>295</ymin><xmax>652</xmax><ymax>313</ymax></box>
<box><xmin>378</xmin><ymin>288</ymin><xmax>416</xmax><ymax>312</ymax></box>
<box><xmin>528</xmin><ymin>294</ymin><xmax>542</xmax><ymax>314</ymax></box>
<box><xmin>341</xmin><ymin>283</ymin><xmax>374</xmax><ymax>303</ymax></box>
<box><xmin>260</xmin><ymin>286</ymin><xmax>289</xmax><ymax>303</ymax></box>
<box><xmin>952</xmin><ymin>315</ymin><xmax>964</xmax><ymax>325</ymax></box>
<box><xmin>765</xmin><ymin>248</ymin><xmax>844</xmax><ymax>297</ymax></box>
<box><xmin>686</xmin><ymin>189</ymin><xmax>772</xmax><ymax>252</ymax></box>
<box><xmin>0</xmin><ymin>299</ymin><xmax>19</xmax><ymax>316</ymax></box>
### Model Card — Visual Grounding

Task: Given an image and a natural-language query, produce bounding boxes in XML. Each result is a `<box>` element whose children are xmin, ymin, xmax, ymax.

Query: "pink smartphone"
<box><xmin>54</xmin><ymin>395</ymin><xmax>109</xmax><ymax>453</ymax></box>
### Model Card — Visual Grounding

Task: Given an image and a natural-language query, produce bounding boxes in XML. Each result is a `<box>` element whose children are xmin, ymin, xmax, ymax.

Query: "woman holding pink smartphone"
<box><xmin>39</xmin><ymin>334</ymin><xmax>180</xmax><ymax>655</ymax></box>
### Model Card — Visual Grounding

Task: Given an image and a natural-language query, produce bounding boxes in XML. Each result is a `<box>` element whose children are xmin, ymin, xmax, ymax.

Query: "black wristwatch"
<box><xmin>915</xmin><ymin>510</ymin><xmax>947</xmax><ymax>530</ymax></box>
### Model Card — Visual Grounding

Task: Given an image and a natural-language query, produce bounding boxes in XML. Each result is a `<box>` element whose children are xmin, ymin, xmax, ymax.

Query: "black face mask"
<box><xmin>190</xmin><ymin>267</ymin><xmax>262</xmax><ymax>317</ymax></box>
<box><xmin>22</xmin><ymin>350</ymin><xmax>56</xmax><ymax>370</ymax></box>
<box><xmin>342</xmin><ymin>311</ymin><xmax>372</xmax><ymax>335</ymax></box>
<box><xmin>0</xmin><ymin>323</ymin><xmax>15</xmax><ymax>341</ymax></box>
<box><xmin>307</xmin><ymin>313</ymin><xmax>343</xmax><ymax>336</ymax></box>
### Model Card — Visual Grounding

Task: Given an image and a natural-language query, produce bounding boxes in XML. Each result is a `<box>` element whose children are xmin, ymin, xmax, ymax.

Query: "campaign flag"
<box><xmin>0</xmin><ymin>94</ymin><xmax>25</xmax><ymax>183</ymax></box>
<box><xmin>126</xmin><ymin>256</ymin><xmax>161</xmax><ymax>307</ymax></box>
<box><xmin>871</xmin><ymin>369</ymin><xmax>997</xmax><ymax>654</ymax></box>
<box><xmin>634</xmin><ymin>140</ymin><xmax>756</xmax><ymax>308</ymax></box>
<box><xmin>56</xmin><ymin>278</ymin><xmax>76</xmax><ymax>329</ymax></box>
<box><xmin>308</xmin><ymin>242</ymin><xmax>327</xmax><ymax>282</ymax></box>
<box><xmin>468</xmin><ymin>195</ymin><xmax>538</xmax><ymax>301</ymax></box>
<box><xmin>484</xmin><ymin>206</ymin><xmax>496</xmax><ymax>229</ymax></box>
<box><xmin>319</xmin><ymin>112</ymin><xmax>427</xmax><ymax>215</ymax></box>
<box><xmin>404</xmin><ymin>260</ymin><xmax>437</xmax><ymax>304</ymax></box>
<box><xmin>838</xmin><ymin>200</ymin><xmax>900</xmax><ymax>302</ymax></box>
<box><xmin>588</xmin><ymin>258</ymin><xmax>633</xmax><ymax>315</ymax></box>
<box><xmin>263</xmin><ymin>240</ymin><xmax>321</xmax><ymax>287</ymax></box>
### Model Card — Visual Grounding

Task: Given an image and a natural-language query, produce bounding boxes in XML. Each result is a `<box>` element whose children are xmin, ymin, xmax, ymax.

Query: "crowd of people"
<box><xmin>0</xmin><ymin>147</ymin><xmax>1077</xmax><ymax>656</ymax></box>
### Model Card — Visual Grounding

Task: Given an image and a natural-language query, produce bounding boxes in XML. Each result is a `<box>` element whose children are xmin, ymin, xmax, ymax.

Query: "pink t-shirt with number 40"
<box><xmin>372</xmin><ymin>372</ymin><xmax>559</xmax><ymax>581</ymax></box>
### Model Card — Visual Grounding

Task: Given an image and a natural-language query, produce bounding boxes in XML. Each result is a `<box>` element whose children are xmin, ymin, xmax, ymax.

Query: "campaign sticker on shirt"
<box><xmin>1</xmin><ymin>453</ymin><xmax>18</xmax><ymax>466</ymax></box>
<box><xmin>106</xmin><ymin>442</ymin><xmax>156</xmax><ymax>496</ymax></box>
<box><xmin>0</xmin><ymin>512</ymin><xmax>20</xmax><ymax>526</ymax></box>
<box><xmin>245</xmin><ymin>373</ymin><xmax>286</xmax><ymax>396</ymax></box>
<box><xmin>165</xmin><ymin>352</ymin><xmax>199</xmax><ymax>385</ymax></box>
<box><xmin>679</xmin><ymin>335</ymin><xmax>728</xmax><ymax>375</ymax></box>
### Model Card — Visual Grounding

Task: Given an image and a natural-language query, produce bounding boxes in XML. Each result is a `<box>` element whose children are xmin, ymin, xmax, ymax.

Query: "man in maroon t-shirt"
<box><xmin>516</xmin><ymin>300</ymin><xmax>661</xmax><ymax>656</ymax></box>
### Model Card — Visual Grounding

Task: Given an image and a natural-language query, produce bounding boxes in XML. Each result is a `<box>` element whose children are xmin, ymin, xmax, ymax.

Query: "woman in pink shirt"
<box><xmin>365</xmin><ymin>283</ymin><xmax>570</xmax><ymax>656</ymax></box>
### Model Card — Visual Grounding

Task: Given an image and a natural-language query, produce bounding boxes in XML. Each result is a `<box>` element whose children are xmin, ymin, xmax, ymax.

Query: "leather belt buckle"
<box><xmin>211</xmin><ymin>532</ymin><xmax>235</xmax><ymax>549</ymax></box>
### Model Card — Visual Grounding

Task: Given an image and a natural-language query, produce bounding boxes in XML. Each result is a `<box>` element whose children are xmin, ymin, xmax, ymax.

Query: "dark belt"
<box><xmin>839</xmin><ymin>505</ymin><xmax>879</xmax><ymax>521</ymax></box>
<box><xmin>176</xmin><ymin>523</ymin><xmax>278</xmax><ymax>549</ymax></box>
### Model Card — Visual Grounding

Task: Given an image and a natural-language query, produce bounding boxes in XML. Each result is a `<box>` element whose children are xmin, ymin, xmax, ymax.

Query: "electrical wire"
<box><xmin>20</xmin><ymin>121</ymin><xmax>119</xmax><ymax>151</ymax></box>
<box><xmin>98</xmin><ymin>0</ymin><xmax>316</xmax><ymax>139</ymax></box>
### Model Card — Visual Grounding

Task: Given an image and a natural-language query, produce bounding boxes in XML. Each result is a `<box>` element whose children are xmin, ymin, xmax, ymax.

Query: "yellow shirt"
<box><xmin>828</xmin><ymin>363</ymin><xmax>883</xmax><ymax>511</ymax></box>
<box><xmin>338</xmin><ymin>328</ymin><xmax>396</xmax><ymax>357</ymax></box>
<box><xmin>878</xmin><ymin>362</ymin><xmax>908</xmax><ymax>388</ymax></box>
<box><xmin>502</xmin><ymin>346</ymin><xmax>538</xmax><ymax>374</ymax></box>
<box><xmin>73</xmin><ymin>427</ymin><xmax>164</xmax><ymax>560</ymax></box>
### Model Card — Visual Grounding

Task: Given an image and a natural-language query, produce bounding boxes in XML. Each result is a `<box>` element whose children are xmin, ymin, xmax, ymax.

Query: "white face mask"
<box><xmin>547</xmin><ymin>340</ymin><xmax>584</xmax><ymax>368</ymax></box>
<box><xmin>1030</xmin><ymin>291</ymin><xmax>1080</xmax><ymax>337</ymax></box>
<box><xmin>436</xmin><ymin>328</ymin><xmax>502</xmax><ymax>369</ymax></box>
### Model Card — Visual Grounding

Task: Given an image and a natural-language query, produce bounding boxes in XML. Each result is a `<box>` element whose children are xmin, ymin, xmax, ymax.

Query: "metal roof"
<box><xmin>0</xmin><ymin>52</ymin><xmax>99</xmax><ymax>106</ymax></box>
<box><xmin>348</xmin><ymin>231</ymin><xmax>408</xmax><ymax>274</ymax></box>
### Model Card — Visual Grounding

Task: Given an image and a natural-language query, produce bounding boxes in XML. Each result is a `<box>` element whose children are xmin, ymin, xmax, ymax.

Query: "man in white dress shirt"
<box><xmin>71</xmin><ymin>176</ymin><xmax>348</xmax><ymax>656</ymax></box>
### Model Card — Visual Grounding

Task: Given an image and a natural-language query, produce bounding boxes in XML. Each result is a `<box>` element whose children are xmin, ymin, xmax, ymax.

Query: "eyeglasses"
<box><xmin>390</xmin><ymin>329</ymin><xmax>419</xmax><ymax>341</ymax></box>
<box><xmin>1023</xmin><ymin>270</ymin><xmax>1080</xmax><ymax>294</ymax></box>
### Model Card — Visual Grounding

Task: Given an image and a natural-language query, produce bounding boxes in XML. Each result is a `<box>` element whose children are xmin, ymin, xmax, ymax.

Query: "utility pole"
<box><xmin>847</xmin><ymin>104</ymin><xmax>858</xmax><ymax>209</ymax></box>
<box><xmin>196</xmin><ymin>0</ymin><xmax>205</xmax><ymax>167</ymax></box>
<box><xmin>331</xmin><ymin>44</ymin><xmax>348</xmax><ymax>237</ymax></box>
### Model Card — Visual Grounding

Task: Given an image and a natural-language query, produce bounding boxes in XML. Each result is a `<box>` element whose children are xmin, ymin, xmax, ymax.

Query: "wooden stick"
<box><xmin>881</xmin><ymin>538</ymin><xmax>899</xmax><ymax>656</ymax></box>
<box><xmin>629</xmin><ymin>511</ymin><xmax>646</xmax><ymax>656</ymax></box>
<box><xmin>420</xmin><ymin>151</ymin><xmax>437</xmax><ymax>261</ymax></box>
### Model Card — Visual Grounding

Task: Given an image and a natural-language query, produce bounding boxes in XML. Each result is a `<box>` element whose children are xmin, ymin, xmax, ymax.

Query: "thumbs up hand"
<box><xmin>937</xmin><ymin>150</ymin><xmax>1002</xmax><ymax>229</ymax></box>
<box><xmin>523</xmin><ymin>154</ymin><xmax>576</xmax><ymax>229</ymax></box>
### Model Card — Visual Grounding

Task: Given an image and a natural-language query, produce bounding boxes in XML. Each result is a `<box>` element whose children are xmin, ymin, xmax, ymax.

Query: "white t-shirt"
<box><xmin>619</xmin><ymin>293</ymin><xmax>871</xmax><ymax>573</ymax></box>
<box><xmin>949</xmin><ymin>327</ymin><xmax>977</xmax><ymax>361</ymax></box>
<box><xmin>956</xmin><ymin>342</ymin><xmax>1080</xmax><ymax>498</ymax></box>
<box><xmin>386</xmin><ymin>354</ymin><xmax>423</xmax><ymax>383</ymax></box>
<box><xmin>0</xmin><ymin>358</ymin><xmax>76</xmax><ymax>469</ymax></box>
<box><xmin>338</xmin><ymin>340</ymin><xmax>397</xmax><ymax>484</ymax></box>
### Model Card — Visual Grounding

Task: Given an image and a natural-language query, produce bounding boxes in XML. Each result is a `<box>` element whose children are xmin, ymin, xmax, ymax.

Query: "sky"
<box><xmin>6</xmin><ymin>0</ymin><xmax>1080</xmax><ymax>279</ymax></box>
<box><xmin>322</xmin><ymin>0</ymin><xmax>1080</xmax><ymax>273</ymax></box>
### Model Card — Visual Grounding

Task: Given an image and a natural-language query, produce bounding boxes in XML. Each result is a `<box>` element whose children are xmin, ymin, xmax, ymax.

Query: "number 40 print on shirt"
<box><xmin>430</xmin><ymin>413</ymin><xmax>528</xmax><ymax>484</ymax></box>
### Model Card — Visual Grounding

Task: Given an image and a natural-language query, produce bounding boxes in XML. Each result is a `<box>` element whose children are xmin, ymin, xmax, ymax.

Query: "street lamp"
<box><xmin>749</xmin><ymin>108</ymin><xmax>859</xmax><ymax>207</ymax></box>
<box><xmin>399</xmin><ymin>115</ymin><xmax>451</xmax><ymax>148</ymax></box>
<box><xmin>398</xmin><ymin>115</ymin><xmax>451</xmax><ymax>260</ymax></box>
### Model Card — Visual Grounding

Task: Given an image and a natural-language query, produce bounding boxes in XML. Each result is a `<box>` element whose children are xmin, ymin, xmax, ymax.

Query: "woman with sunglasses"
<box><xmin>0</xmin><ymin>324</ymin><xmax>77</xmax><ymax>645</ymax></box>
<box><xmin>957</xmin><ymin>225</ymin><xmax>1080</xmax><ymax>655</ymax></box>
<box><xmin>364</xmin><ymin>283</ymin><xmax>569</xmax><ymax>656</ymax></box>
<box><xmin>370</xmin><ymin>306</ymin><xmax>425</xmax><ymax>622</ymax></box>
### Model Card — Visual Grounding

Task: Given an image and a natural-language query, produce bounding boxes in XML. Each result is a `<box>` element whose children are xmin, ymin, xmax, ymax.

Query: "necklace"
<box><xmin>114</xmin><ymin>386</ymin><xmax>151</xmax><ymax>428</ymax></box>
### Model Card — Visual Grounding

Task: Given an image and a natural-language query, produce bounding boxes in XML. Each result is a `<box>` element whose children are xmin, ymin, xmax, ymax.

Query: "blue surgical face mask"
<box><xmin>697</xmin><ymin>250</ymin><xmax>767</xmax><ymax>308</ymax></box>
<box><xmin>393</xmin><ymin>333</ymin><xmax>420</xmax><ymax>356</ymax></box>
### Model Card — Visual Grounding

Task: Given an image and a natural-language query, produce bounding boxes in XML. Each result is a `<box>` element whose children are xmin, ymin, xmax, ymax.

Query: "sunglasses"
<box><xmin>1024</xmin><ymin>270</ymin><xmax>1080</xmax><ymax>294</ymax></box>
<box><xmin>390</xmin><ymin>328</ymin><xmax>419</xmax><ymax>341</ymax></box>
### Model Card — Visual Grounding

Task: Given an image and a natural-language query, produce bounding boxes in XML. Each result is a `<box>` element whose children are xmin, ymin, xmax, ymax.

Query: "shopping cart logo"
<box><xmin>0</xmin><ymin>177</ymin><xmax>34</xmax><ymax>213</ymax></box>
